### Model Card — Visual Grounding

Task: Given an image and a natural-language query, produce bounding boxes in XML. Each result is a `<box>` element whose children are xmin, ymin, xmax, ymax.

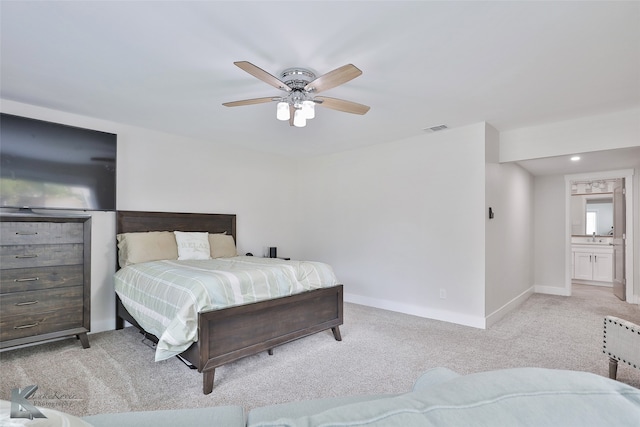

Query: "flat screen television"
<box><xmin>0</xmin><ymin>113</ymin><xmax>117</xmax><ymax>211</ymax></box>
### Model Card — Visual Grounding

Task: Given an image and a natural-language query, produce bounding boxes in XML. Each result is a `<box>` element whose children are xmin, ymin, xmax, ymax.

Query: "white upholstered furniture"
<box><xmin>603</xmin><ymin>315</ymin><xmax>640</xmax><ymax>379</ymax></box>
<box><xmin>5</xmin><ymin>367</ymin><xmax>639</xmax><ymax>426</ymax></box>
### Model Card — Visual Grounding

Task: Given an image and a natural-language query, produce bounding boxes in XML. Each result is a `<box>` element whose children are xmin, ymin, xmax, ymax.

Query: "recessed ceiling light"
<box><xmin>571</xmin><ymin>156</ymin><xmax>581</xmax><ymax>161</ymax></box>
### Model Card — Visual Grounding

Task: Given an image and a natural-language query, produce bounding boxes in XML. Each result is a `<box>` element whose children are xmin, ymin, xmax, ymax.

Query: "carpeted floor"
<box><xmin>1</xmin><ymin>284</ymin><xmax>639</xmax><ymax>418</ymax></box>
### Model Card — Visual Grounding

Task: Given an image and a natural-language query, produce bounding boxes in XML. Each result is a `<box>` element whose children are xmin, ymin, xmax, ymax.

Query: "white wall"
<box><xmin>500</xmin><ymin>108</ymin><xmax>640</xmax><ymax>162</ymax></box>
<box><xmin>633</xmin><ymin>171</ymin><xmax>640</xmax><ymax>304</ymax></box>
<box><xmin>485</xmin><ymin>125</ymin><xmax>534</xmax><ymax>325</ymax></box>
<box><xmin>296</xmin><ymin>123</ymin><xmax>488</xmax><ymax>328</ymax></box>
<box><xmin>634</xmin><ymin>170</ymin><xmax>640</xmax><ymax>301</ymax></box>
<box><xmin>116</xmin><ymin>125</ymin><xmax>300</xmax><ymax>258</ymax></box>
<box><xmin>1</xmin><ymin>99</ymin><xmax>301</xmax><ymax>332</ymax></box>
<box><xmin>532</xmin><ymin>175</ymin><xmax>568</xmax><ymax>295</ymax></box>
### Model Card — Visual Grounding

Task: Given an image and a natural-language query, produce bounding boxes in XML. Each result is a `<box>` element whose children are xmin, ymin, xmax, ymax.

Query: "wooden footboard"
<box><xmin>189</xmin><ymin>284</ymin><xmax>343</xmax><ymax>394</ymax></box>
<box><xmin>117</xmin><ymin>285</ymin><xmax>343</xmax><ymax>394</ymax></box>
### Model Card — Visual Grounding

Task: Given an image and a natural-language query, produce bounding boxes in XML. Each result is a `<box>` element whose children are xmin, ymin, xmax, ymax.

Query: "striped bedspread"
<box><xmin>114</xmin><ymin>256</ymin><xmax>340</xmax><ymax>361</ymax></box>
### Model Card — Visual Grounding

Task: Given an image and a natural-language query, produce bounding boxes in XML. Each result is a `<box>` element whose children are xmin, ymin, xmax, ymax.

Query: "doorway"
<box><xmin>564</xmin><ymin>169</ymin><xmax>635</xmax><ymax>302</ymax></box>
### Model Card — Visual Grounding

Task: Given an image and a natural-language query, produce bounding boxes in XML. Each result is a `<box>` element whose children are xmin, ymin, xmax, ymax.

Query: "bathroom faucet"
<box><xmin>592</xmin><ymin>232</ymin><xmax>596</xmax><ymax>242</ymax></box>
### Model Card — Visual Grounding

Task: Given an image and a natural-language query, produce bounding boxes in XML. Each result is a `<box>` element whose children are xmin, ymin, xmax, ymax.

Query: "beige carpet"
<box><xmin>1</xmin><ymin>284</ymin><xmax>639</xmax><ymax>418</ymax></box>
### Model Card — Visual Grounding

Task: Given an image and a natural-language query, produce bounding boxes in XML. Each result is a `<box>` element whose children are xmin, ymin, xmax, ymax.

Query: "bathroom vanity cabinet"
<box><xmin>572</xmin><ymin>245</ymin><xmax>613</xmax><ymax>283</ymax></box>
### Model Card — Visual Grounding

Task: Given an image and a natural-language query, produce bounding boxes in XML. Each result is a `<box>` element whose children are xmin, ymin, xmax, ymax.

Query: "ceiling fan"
<box><xmin>222</xmin><ymin>61</ymin><xmax>370</xmax><ymax>127</ymax></box>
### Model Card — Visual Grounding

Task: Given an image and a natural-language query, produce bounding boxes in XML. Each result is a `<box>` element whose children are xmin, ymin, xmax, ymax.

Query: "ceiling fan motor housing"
<box><xmin>278</xmin><ymin>68</ymin><xmax>318</xmax><ymax>107</ymax></box>
<box><xmin>280</xmin><ymin>68</ymin><xmax>316</xmax><ymax>90</ymax></box>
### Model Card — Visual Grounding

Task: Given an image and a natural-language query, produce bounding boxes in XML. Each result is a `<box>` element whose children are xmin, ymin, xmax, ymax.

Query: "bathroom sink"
<box><xmin>573</xmin><ymin>241</ymin><xmax>612</xmax><ymax>246</ymax></box>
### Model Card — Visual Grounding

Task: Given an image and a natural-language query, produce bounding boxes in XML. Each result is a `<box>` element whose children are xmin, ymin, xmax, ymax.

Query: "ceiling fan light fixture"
<box><xmin>302</xmin><ymin>100</ymin><xmax>315</xmax><ymax>119</ymax></box>
<box><xmin>293</xmin><ymin>109</ymin><xmax>306</xmax><ymax>127</ymax></box>
<box><xmin>276</xmin><ymin>101</ymin><xmax>289</xmax><ymax>121</ymax></box>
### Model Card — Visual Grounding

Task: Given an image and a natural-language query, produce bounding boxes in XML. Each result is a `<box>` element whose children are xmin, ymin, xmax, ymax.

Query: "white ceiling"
<box><xmin>1</xmin><ymin>1</ymin><xmax>639</xmax><ymax>168</ymax></box>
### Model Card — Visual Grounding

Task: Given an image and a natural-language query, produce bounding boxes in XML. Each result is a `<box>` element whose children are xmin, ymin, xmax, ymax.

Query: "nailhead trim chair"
<box><xmin>603</xmin><ymin>316</ymin><xmax>640</xmax><ymax>380</ymax></box>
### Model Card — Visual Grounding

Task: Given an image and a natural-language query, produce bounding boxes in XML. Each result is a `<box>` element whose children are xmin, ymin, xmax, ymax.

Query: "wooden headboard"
<box><xmin>116</xmin><ymin>211</ymin><xmax>236</xmax><ymax>241</ymax></box>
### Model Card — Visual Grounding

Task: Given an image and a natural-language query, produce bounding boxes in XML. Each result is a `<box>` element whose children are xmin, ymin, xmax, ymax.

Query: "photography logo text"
<box><xmin>10</xmin><ymin>385</ymin><xmax>46</xmax><ymax>420</ymax></box>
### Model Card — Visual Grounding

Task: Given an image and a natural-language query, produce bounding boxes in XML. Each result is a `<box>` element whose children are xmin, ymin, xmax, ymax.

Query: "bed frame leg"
<box><xmin>332</xmin><ymin>326</ymin><xmax>342</xmax><ymax>341</ymax></box>
<box><xmin>203</xmin><ymin>369</ymin><xmax>215</xmax><ymax>395</ymax></box>
<box><xmin>268</xmin><ymin>349</ymin><xmax>273</xmax><ymax>355</ymax></box>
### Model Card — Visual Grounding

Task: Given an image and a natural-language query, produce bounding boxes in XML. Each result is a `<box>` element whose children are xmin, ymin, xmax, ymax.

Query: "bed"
<box><xmin>114</xmin><ymin>210</ymin><xmax>343</xmax><ymax>394</ymax></box>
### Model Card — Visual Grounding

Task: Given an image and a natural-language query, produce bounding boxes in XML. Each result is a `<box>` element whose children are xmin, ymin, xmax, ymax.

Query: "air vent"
<box><xmin>423</xmin><ymin>124</ymin><xmax>448</xmax><ymax>132</ymax></box>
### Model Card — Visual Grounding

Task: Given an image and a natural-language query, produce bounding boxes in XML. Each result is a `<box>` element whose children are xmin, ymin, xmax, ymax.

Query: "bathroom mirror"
<box><xmin>570</xmin><ymin>194</ymin><xmax>613</xmax><ymax>236</ymax></box>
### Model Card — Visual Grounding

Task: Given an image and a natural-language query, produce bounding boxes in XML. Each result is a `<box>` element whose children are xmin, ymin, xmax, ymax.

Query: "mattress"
<box><xmin>114</xmin><ymin>256</ymin><xmax>340</xmax><ymax>360</ymax></box>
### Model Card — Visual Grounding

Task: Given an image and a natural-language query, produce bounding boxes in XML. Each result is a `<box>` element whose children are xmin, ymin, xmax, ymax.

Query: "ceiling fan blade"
<box><xmin>315</xmin><ymin>96</ymin><xmax>370</xmax><ymax>115</ymax></box>
<box><xmin>222</xmin><ymin>97</ymin><xmax>276</xmax><ymax>107</ymax></box>
<box><xmin>234</xmin><ymin>61</ymin><xmax>291</xmax><ymax>92</ymax></box>
<box><xmin>304</xmin><ymin>64</ymin><xmax>362</xmax><ymax>93</ymax></box>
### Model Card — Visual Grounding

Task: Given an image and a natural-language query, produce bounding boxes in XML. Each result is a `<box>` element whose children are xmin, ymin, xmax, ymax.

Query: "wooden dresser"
<box><xmin>0</xmin><ymin>213</ymin><xmax>91</xmax><ymax>349</ymax></box>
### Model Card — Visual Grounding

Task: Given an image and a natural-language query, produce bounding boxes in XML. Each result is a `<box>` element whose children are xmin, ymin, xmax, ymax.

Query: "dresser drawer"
<box><xmin>0</xmin><ymin>244</ymin><xmax>83</xmax><ymax>269</ymax></box>
<box><xmin>0</xmin><ymin>286</ymin><xmax>83</xmax><ymax>318</ymax></box>
<box><xmin>0</xmin><ymin>222</ymin><xmax>84</xmax><ymax>245</ymax></box>
<box><xmin>0</xmin><ymin>310</ymin><xmax>84</xmax><ymax>342</ymax></box>
<box><xmin>0</xmin><ymin>265</ymin><xmax>84</xmax><ymax>294</ymax></box>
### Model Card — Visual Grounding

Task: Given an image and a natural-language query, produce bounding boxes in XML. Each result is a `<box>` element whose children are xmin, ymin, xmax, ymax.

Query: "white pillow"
<box><xmin>174</xmin><ymin>231</ymin><xmax>211</xmax><ymax>260</ymax></box>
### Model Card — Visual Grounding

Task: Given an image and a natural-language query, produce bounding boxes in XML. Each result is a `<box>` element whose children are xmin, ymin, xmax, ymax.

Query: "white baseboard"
<box><xmin>90</xmin><ymin>319</ymin><xmax>116</xmax><ymax>334</ymax></box>
<box><xmin>571</xmin><ymin>280</ymin><xmax>613</xmax><ymax>288</ymax></box>
<box><xmin>534</xmin><ymin>284</ymin><xmax>571</xmax><ymax>296</ymax></box>
<box><xmin>535</xmin><ymin>283</ymin><xmax>639</xmax><ymax>305</ymax></box>
<box><xmin>344</xmin><ymin>292</ymin><xmax>486</xmax><ymax>329</ymax></box>
<box><xmin>485</xmin><ymin>287</ymin><xmax>534</xmax><ymax>328</ymax></box>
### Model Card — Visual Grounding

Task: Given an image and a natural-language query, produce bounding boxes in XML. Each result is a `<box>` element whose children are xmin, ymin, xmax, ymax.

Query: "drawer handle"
<box><xmin>15</xmin><ymin>300</ymin><xmax>39</xmax><ymax>306</ymax></box>
<box><xmin>15</xmin><ymin>254</ymin><xmax>38</xmax><ymax>259</ymax></box>
<box><xmin>14</xmin><ymin>277</ymin><xmax>40</xmax><ymax>282</ymax></box>
<box><xmin>14</xmin><ymin>322</ymin><xmax>39</xmax><ymax>330</ymax></box>
<box><xmin>16</xmin><ymin>232</ymin><xmax>38</xmax><ymax>235</ymax></box>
